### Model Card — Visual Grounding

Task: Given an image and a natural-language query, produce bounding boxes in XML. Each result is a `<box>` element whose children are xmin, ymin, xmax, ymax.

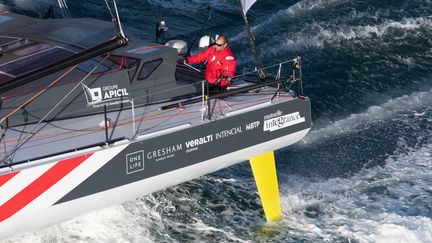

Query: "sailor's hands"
<box><xmin>225</xmin><ymin>76</ymin><xmax>233</xmax><ymax>86</ymax></box>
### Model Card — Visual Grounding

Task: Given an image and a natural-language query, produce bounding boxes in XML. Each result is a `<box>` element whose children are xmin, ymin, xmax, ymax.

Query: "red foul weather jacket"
<box><xmin>187</xmin><ymin>46</ymin><xmax>236</xmax><ymax>87</ymax></box>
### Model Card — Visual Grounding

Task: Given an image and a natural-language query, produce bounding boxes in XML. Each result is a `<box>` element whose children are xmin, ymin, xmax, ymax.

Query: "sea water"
<box><xmin>1</xmin><ymin>0</ymin><xmax>432</xmax><ymax>242</ymax></box>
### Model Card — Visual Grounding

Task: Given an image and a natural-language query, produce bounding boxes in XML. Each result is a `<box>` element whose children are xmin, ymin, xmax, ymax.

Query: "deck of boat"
<box><xmin>0</xmin><ymin>84</ymin><xmax>296</xmax><ymax>166</ymax></box>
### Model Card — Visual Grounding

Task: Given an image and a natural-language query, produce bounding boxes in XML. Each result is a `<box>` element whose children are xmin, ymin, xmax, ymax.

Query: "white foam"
<box><xmin>302</xmin><ymin>89</ymin><xmax>432</xmax><ymax>144</ymax></box>
<box><xmin>253</xmin><ymin>15</ymin><xmax>432</xmax><ymax>57</ymax></box>
<box><xmin>184</xmin><ymin>219</ymin><xmax>251</xmax><ymax>243</ymax></box>
<box><xmin>3</xmin><ymin>202</ymin><xmax>157</xmax><ymax>242</ymax></box>
<box><xmin>259</xmin><ymin>17</ymin><xmax>432</xmax><ymax>55</ymax></box>
<box><xmin>279</xmin><ymin>142</ymin><xmax>432</xmax><ymax>242</ymax></box>
<box><xmin>337</xmin><ymin>214</ymin><xmax>432</xmax><ymax>243</ymax></box>
<box><xmin>233</xmin><ymin>0</ymin><xmax>351</xmax><ymax>40</ymax></box>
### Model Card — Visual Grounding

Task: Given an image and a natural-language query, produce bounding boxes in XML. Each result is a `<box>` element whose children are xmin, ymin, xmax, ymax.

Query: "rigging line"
<box><xmin>64</xmin><ymin>0</ymin><xmax>71</xmax><ymax>18</ymax></box>
<box><xmin>4</xmin><ymin>126</ymin><xmax>37</xmax><ymax>134</ymax></box>
<box><xmin>104</xmin><ymin>0</ymin><xmax>115</xmax><ymax>21</ymax></box>
<box><xmin>232</xmin><ymin>60</ymin><xmax>296</xmax><ymax>80</ymax></box>
<box><xmin>0</xmin><ymin>95</ymin><xmax>275</xmax><ymax>147</ymax></box>
<box><xmin>236</xmin><ymin>0</ymin><xmax>265</xmax><ymax>81</ymax></box>
<box><xmin>1</xmin><ymin>127</ymin><xmax>6</xmax><ymax>157</ymax></box>
<box><xmin>57</xmin><ymin>0</ymin><xmax>65</xmax><ymax>18</ymax></box>
<box><xmin>0</xmin><ymin>55</ymin><xmax>112</xmax><ymax>164</ymax></box>
<box><xmin>134</xmin><ymin>63</ymin><xmax>297</xmax><ymax>102</ymax></box>
<box><xmin>0</xmin><ymin>65</ymin><xmax>78</xmax><ymax>125</ymax></box>
<box><xmin>112</xmin><ymin>0</ymin><xmax>126</xmax><ymax>39</ymax></box>
<box><xmin>1</xmin><ymin>107</ymin><xmax>178</xmax><ymax>146</ymax></box>
<box><xmin>0</xmin><ymin>107</ymin><xmax>176</xmax><ymax>146</ymax></box>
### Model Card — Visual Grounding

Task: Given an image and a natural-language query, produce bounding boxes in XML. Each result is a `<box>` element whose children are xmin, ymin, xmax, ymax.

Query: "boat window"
<box><xmin>108</xmin><ymin>55</ymin><xmax>140</xmax><ymax>69</ymax></box>
<box><xmin>108</xmin><ymin>55</ymin><xmax>140</xmax><ymax>81</ymax></box>
<box><xmin>137</xmin><ymin>58</ymin><xmax>162</xmax><ymax>80</ymax></box>
<box><xmin>0</xmin><ymin>47</ymin><xmax>75</xmax><ymax>76</ymax></box>
<box><xmin>128</xmin><ymin>63</ymin><xmax>139</xmax><ymax>81</ymax></box>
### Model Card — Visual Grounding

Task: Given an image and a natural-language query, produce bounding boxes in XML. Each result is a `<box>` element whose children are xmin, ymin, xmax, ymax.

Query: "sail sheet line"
<box><xmin>0</xmin><ymin>55</ymin><xmax>112</xmax><ymax>164</ymax></box>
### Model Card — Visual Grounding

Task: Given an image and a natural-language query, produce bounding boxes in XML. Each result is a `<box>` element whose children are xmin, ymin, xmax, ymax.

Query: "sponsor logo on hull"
<box><xmin>263</xmin><ymin>110</ymin><xmax>305</xmax><ymax>132</ymax></box>
<box><xmin>82</xmin><ymin>84</ymin><xmax>129</xmax><ymax>107</ymax></box>
<box><xmin>57</xmin><ymin>99</ymin><xmax>311</xmax><ymax>203</ymax></box>
<box><xmin>126</xmin><ymin>150</ymin><xmax>145</xmax><ymax>174</ymax></box>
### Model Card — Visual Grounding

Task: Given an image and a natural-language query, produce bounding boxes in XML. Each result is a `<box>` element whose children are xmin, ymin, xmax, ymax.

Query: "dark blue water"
<box><xmin>2</xmin><ymin>0</ymin><xmax>432</xmax><ymax>242</ymax></box>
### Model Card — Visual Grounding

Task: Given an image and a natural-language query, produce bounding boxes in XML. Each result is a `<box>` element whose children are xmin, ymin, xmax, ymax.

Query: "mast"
<box><xmin>236</xmin><ymin>0</ymin><xmax>266</xmax><ymax>81</ymax></box>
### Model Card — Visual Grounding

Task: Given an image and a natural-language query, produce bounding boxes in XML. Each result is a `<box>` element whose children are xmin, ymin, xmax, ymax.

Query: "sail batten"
<box><xmin>240</xmin><ymin>0</ymin><xmax>257</xmax><ymax>15</ymax></box>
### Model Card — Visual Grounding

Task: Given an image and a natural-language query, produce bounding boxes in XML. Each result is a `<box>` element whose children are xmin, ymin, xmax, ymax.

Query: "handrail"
<box><xmin>0</xmin><ymin>59</ymin><xmax>302</xmax><ymax>164</ymax></box>
<box><xmin>161</xmin><ymin>76</ymin><xmax>294</xmax><ymax>111</ymax></box>
<box><xmin>161</xmin><ymin>58</ymin><xmax>302</xmax><ymax>111</ymax></box>
<box><xmin>232</xmin><ymin>59</ymin><xmax>296</xmax><ymax>80</ymax></box>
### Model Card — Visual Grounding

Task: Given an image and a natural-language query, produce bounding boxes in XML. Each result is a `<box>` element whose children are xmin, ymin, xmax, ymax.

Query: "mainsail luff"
<box><xmin>240</xmin><ymin>0</ymin><xmax>257</xmax><ymax>15</ymax></box>
<box><xmin>236</xmin><ymin>0</ymin><xmax>266</xmax><ymax>80</ymax></box>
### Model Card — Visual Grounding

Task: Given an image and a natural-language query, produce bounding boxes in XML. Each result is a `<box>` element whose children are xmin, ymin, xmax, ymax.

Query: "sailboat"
<box><xmin>0</xmin><ymin>0</ymin><xmax>311</xmax><ymax>239</ymax></box>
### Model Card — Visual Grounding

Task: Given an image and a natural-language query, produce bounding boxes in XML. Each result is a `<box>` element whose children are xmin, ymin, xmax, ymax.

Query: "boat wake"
<box><xmin>280</xmin><ymin>16</ymin><xmax>432</xmax><ymax>51</ymax></box>
<box><xmin>278</xmin><ymin>141</ymin><xmax>432</xmax><ymax>242</ymax></box>
<box><xmin>302</xmin><ymin>88</ymin><xmax>432</xmax><ymax>145</ymax></box>
<box><xmin>254</xmin><ymin>15</ymin><xmax>432</xmax><ymax>59</ymax></box>
<box><xmin>231</xmin><ymin>0</ymin><xmax>351</xmax><ymax>41</ymax></box>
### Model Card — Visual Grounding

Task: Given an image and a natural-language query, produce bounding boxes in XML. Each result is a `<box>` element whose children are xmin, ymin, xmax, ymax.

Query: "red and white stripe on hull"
<box><xmin>0</xmin><ymin>144</ymin><xmax>128</xmax><ymax>237</ymax></box>
<box><xmin>0</xmin><ymin>128</ymin><xmax>309</xmax><ymax>240</ymax></box>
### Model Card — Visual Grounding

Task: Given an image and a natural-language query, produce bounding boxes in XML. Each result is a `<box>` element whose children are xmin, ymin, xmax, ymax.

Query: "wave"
<box><xmin>301</xmin><ymin>89</ymin><xmax>432</xmax><ymax>145</ymax></box>
<box><xmin>146</xmin><ymin>0</ymin><xmax>232</xmax><ymax>12</ymax></box>
<box><xmin>279</xmin><ymin>142</ymin><xmax>432</xmax><ymax>242</ymax></box>
<box><xmin>256</xmin><ymin>16</ymin><xmax>432</xmax><ymax>57</ymax></box>
<box><xmin>231</xmin><ymin>0</ymin><xmax>352</xmax><ymax>41</ymax></box>
<box><xmin>259</xmin><ymin>0</ymin><xmax>351</xmax><ymax>28</ymax></box>
<box><xmin>3</xmin><ymin>203</ymin><xmax>158</xmax><ymax>242</ymax></box>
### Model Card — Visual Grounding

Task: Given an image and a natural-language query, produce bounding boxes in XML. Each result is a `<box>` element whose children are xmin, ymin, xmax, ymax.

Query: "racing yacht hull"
<box><xmin>0</xmin><ymin>97</ymin><xmax>311</xmax><ymax>239</ymax></box>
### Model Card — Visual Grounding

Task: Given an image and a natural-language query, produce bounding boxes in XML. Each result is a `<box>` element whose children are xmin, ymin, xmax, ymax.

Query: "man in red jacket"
<box><xmin>186</xmin><ymin>35</ymin><xmax>236</xmax><ymax>91</ymax></box>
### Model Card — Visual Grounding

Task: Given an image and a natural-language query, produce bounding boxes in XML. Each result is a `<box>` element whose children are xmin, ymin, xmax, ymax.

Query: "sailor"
<box><xmin>185</xmin><ymin>35</ymin><xmax>237</xmax><ymax>92</ymax></box>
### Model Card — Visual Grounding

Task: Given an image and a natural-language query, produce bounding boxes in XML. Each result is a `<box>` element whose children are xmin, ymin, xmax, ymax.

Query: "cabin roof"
<box><xmin>0</xmin><ymin>12</ymin><xmax>177</xmax><ymax>86</ymax></box>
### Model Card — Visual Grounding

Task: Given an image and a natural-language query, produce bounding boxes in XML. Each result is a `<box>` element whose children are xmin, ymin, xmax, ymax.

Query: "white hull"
<box><xmin>0</xmin><ymin>128</ymin><xmax>309</xmax><ymax>239</ymax></box>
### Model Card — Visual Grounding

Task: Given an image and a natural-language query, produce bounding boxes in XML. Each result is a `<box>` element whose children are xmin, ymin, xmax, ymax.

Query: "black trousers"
<box><xmin>208</xmin><ymin>83</ymin><xmax>227</xmax><ymax>94</ymax></box>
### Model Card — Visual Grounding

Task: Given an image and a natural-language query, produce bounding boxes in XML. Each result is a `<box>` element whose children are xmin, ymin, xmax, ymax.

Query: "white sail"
<box><xmin>240</xmin><ymin>0</ymin><xmax>257</xmax><ymax>15</ymax></box>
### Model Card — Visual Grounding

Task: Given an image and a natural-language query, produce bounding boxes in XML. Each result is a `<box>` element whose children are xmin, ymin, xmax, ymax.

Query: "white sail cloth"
<box><xmin>240</xmin><ymin>0</ymin><xmax>257</xmax><ymax>15</ymax></box>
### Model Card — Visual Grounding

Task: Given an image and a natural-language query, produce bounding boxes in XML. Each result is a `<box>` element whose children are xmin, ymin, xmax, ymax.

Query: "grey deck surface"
<box><xmin>1</xmin><ymin>86</ymin><xmax>295</xmax><ymax>164</ymax></box>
